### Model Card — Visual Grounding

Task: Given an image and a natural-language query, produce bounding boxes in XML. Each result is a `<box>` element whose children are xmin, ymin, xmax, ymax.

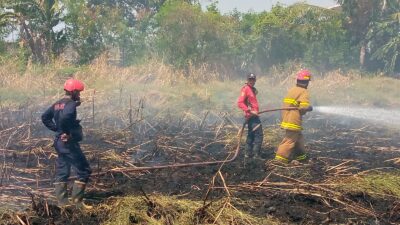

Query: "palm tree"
<box><xmin>336</xmin><ymin>0</ymin><xmax>382</xmax><ymax>69</ymax></box>
<box><xmin>337</xmin><ymin>0</ymin><xmax>400</xmax><ymax>72</ymax></box>
<box><xmin>0</xmin><ymin>0</ymin><xmax>65</xmax><ymax>64</ymax></box>
<box><xmin>368</xmin><ymin>2</ymin><xmax>400</xmax><ymax>73</ymax></box>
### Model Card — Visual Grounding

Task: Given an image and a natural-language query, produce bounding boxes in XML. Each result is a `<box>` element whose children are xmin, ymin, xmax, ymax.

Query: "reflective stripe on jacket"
<box><xmin>281</xmin><ymin>86</ymin><xmax>310</xmax><ymax>131</ymax></box>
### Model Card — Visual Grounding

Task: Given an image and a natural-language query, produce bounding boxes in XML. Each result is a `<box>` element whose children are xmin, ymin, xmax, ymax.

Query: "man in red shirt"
<box><xmin>237</xmin><ymin>73</ymin><xmax>263</xmax><ymax>159</ymax></box>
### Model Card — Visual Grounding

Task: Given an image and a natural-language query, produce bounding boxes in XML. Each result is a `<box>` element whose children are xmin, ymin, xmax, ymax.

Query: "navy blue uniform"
<box><xmin>246</xmin><ymin>116</ymin><xmax>263</xmax><ymax>157</ymax></box>
<box><xmin>42</xmin><ymin>98</ymin><xmax>91</xmax><ymax>183</ymax></box>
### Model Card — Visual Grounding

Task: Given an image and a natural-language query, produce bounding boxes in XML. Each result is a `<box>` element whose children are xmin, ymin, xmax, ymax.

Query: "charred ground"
<box><xmin>0</xmin><ymin>109</ymin><xmax>399</xmax><ymax>225</ymax></box>
<box><xmin>0</xmin><ymin>64</ymin><xmax>399</xmax><ymax>224</ymax></box>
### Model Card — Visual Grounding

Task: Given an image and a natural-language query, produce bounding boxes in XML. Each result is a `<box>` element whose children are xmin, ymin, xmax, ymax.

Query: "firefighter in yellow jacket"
<box><xmin>275</xmin><ymin>69</ymin><xmax>313</xmax><ymax>163</ymax></box>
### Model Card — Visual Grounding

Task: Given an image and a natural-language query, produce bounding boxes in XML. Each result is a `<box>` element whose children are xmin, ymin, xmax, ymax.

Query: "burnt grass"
<box><xmin>0</xmin><ymin>112</ymin><xmax>399</xmax><ymax>224</ymax></box>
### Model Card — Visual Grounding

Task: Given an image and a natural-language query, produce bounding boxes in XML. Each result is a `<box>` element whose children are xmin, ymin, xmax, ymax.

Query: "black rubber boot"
<box><xmin>245</xmin><ymin>143</ymin><xmax>254</xmax><ymax>158</ymax></box>
<box><xmin>71</xmin><ymin>181</ymin><xmax>92</xmax><ymax>209</ymax></box>
<box><xmin>54</xmin><ymin>182</ymin><xmax>70</xmax><ymax>207</ymax></box>
<box><xmin>252</xmin><ymin>144</ymin><xmax>262</xmax><ymax>159</ymax></box>
<box><xmin>243</xmin><ymin>144</ymin><xmax>254</xmax><ymax>168</ymax></box>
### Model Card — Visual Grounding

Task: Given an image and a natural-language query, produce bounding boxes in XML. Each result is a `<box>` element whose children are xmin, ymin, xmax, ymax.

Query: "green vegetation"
<box><xmin>339</xmin><ymin>171</ymin><xmax>400</xmax><ymax>198</ymax></box>
<box><xmin>101</xmin><ymin>195</ymin><xmax>277</xmax><ymax>225</ymax></box>
<box><xmin>0</xmin><ymin>0</ymin><xmax>399</xmax><ymax>74</ymax></box>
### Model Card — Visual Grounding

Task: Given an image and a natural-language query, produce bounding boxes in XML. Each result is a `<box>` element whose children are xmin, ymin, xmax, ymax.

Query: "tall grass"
<box><xmin>0</xmin><ymin>56</ymin><xmax>399</xmax><ymax>113</ymax></box>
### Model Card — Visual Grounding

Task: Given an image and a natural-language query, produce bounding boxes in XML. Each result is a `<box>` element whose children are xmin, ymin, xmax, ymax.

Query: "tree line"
<box><xmin>0</xmin><ymin>0</ymin><xmax>399</xmax><ymax>75</ymax></box>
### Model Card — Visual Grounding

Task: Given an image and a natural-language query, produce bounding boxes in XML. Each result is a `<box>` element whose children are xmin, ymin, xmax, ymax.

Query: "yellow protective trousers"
<box><xmin>275</xmin><ymin>130</ymin><xmax>307</xmax><ymax>163</ymax></box>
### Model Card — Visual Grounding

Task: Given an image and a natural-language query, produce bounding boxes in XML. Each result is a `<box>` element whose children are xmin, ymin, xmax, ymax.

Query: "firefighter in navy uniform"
<box><xmin>41</xmin><ymin>78</ymin><xmax>92</xmax><ymax>208</ymax></box>
<box><xmin>237</xmin><ymin>73</ymin><xmax>263</xmax><ymax>160</ymax></box>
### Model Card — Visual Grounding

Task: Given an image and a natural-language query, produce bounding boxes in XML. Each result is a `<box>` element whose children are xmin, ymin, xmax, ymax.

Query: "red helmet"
<box><xmin>296</xmin><ymin>69</ymin><xmax>312</xmax><ymax>81</ymax></box>
<box><xmin>64</xmin><ymin>78</ymin><xmax>85</xmax><ymax>92</ymax></box>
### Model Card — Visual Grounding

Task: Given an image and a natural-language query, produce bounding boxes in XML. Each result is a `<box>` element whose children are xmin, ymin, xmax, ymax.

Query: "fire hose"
<box><xmin>15</xmin><ymin>107</ymin><xmax>297</xmax><ymax>185</ymax></box>
<box><xmin>107</xmin><ymin>107</ymin><xmax>298</xmax><ymax>173</ymax></box>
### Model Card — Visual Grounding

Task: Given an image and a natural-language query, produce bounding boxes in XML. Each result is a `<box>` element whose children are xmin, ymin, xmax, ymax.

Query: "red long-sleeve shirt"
<box><xmin>237</xmin><ymin>84</ymin><xmax>259</xmax><ymax>118</ymax></box>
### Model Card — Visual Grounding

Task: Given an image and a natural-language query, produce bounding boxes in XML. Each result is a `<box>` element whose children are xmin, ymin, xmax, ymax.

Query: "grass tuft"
<box><xmin>338</xmin><ymin>171</ymin><xmax>400</xmax><ymax>198</ymax></box>
<box><xmin>101</xmin><ymin>195</ymin><xmax>276</xmax><ymax>225</ymax></box>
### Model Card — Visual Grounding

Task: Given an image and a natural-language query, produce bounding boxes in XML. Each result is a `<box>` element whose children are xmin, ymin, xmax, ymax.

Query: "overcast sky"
<box><xmin>200</xmin><ymin>0</ymin><xmax>338</xmax><ymax>13</ymax></box>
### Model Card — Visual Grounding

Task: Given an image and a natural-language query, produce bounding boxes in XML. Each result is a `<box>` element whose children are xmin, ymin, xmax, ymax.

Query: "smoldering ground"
<box><xmin>0</xmin><ymin>69</ymin><xmax>399</xmax><ymax>224</ymax></box>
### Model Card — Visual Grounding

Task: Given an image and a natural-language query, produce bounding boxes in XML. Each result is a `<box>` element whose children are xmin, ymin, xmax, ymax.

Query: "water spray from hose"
<box><xmin>314</xmin><ymin>106</ymin><xmax>400</xmax><ymax>127</ymax></box>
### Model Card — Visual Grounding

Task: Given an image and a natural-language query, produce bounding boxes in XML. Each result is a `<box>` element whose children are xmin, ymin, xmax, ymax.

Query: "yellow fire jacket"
<box><xmin>281</xmin><ymin>86</ymin><xmax>310</xmax><ymax>131</ymax></box>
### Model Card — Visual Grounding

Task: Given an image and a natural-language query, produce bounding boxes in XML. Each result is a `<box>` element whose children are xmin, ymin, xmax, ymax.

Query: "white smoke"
<box><xmin>314</xmin><ymin>106</ymin><xmax>400</xmax><ymax>127</ymax></box>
